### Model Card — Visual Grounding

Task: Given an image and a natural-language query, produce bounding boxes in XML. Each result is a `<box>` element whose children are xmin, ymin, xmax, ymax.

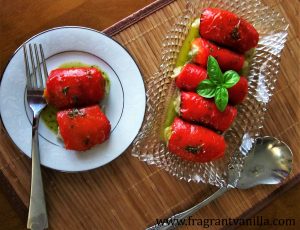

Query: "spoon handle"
<box><xmin>146</xmin><ymin>187</ymin><xmax>230</xmax><ymax>230</ymax></box>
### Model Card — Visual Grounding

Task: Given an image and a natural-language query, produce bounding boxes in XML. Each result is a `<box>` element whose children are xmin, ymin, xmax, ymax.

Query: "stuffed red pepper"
<box><xmin>174</xmin><ymin>63</ymin><xmax>207</xmax><ymax>91</ymax></box>
<box><xmin>190</xmin><ymin>37</ymin><xmax>245</xmax><ymax>72</ymax></box>
<box><xmin>45</xmin><ymin>67</ymin><xmax>106</xmax><ymax>109</ymax></box>
<box><xmin>199</xmin><ymin>8</ymin><xmax>259</xmax><ymax>53</ymax></box>
<box><xmin>228</xmin><ymin>76</ymin><xmax>248</xmax><ymax>105</ymax></box>
<box><xmin>57</xmin><ymin>105</ymin><xmax>111</xmax><ymax>151</ymax></box>
<box><xmin>174</xmin><ymin>65</ymin><xmax>248</xmax><ymax>104</ymax></box>
<box><xmin>167</xmin><ymin>117</ymin><xmax>226</xmax><ymax>162</ymax></box>
<box><xmin>180</xmin><ymin>92</ymin><xmax>237</xmax><ymax>132</ymax></box>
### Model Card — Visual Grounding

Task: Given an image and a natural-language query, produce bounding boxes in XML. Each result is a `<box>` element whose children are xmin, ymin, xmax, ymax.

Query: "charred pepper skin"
<box><xmin>199</xmin><ymin>8</ymin><xmax>259</xmax><ymax>53</ymax></box>
<box><xmin>191</xmin><ymin>37</ymin><xmax>245</xmax><ymax>72</ymax></box>
<box><xmin>175</xmin><ymin>64</ymin><xmax>207</xmax><ymax>91</ymax></box>
<box><xmin>180</xmin><ymin>92</ymin><xmax>237</xmax><ymax>132</ymax></box>
<box><xmin>45</xmin><ymin>67</ymin><xmax>106</xmax><ymax>109</ymax></box>
<box><xmin>228</xmin><ymin>76</ymin><xmax>248</xmax><ymax>105</ymax></box>
<box><xmin>168</xmin><ymin>117</ymin><xmax>226</xmax><ymax>162</ymax></box>
<box><xmin>57</xmin><ymin>105</ymin><xmax>111</xmax><ymax>151</ymax></box>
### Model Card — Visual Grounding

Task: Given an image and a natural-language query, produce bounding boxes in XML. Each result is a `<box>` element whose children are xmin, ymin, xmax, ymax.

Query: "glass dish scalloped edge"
<box><xmin>131</xmin><ymin>0</ymin><xmax>289</xmax><ymax>187</ymax></box>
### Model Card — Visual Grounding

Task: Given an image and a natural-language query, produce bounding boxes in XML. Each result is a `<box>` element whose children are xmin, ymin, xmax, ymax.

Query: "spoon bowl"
<box><xmin>236</xmin><ymin>136</ymin><xmax>293</xmax><ymax>189</ymax></box>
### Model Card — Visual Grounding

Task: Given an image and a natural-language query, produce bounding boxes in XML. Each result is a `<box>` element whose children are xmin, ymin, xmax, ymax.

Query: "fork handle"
<box><xmin>27</xmin><ymin>114</ymin><xmax>48</xmax><ymax>230</ymax></box>
<box><xmin>146</xmin><ymin>187</ymin><xmax>230</xmax><ymax>230</ymax></box>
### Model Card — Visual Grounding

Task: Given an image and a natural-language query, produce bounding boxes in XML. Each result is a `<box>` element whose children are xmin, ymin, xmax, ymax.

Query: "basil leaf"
<box><xmin>207</xmin><ymin>56</ymin><xmax>223</xmax><ymax>84</ymax></box>
<box><xmin>215</xmin><ymin>87</ymin><xmax>228</xmax><ymax>112</ymax></box>
<box><xmin>196</xmin><ymin>79</ymin><xmax>216</xmax><ymax>98</ymax></box>
<box><xmin>223</xmin><ymin>70</ymin><xmax>240</xmax><ymax>88</ymax></box>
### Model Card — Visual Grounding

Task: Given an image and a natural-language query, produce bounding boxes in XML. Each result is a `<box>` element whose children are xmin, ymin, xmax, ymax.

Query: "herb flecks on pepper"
<box><xmin>62</xmin><ymin>86</ymin><xmax>69</xmax><ymax>95</ymax></box>
<box><xmin>185</xmin><ymin>145</ymin><xmax>203</xmax><ymax>154</ymax></box>
<box><xmin>68</xmin><ymin>108</ymin><xmax>86</xmax><ymax>118</ymax></box>
<box><xmin>231</xmin><ymin>26</ymin><xmax>240</xmax><ymax>40</ymax></box>
<box><xmin>196</xmin><ymin>56</ymin><xmax>240</xmax><ymax>112</ymax></box>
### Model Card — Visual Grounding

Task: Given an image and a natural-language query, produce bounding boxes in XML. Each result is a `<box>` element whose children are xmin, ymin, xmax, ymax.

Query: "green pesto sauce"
<box><xmin>161</xmin><ymin>99</ymin><xmax>177</xmax><ymax>141</ymax></box>
<box><xmin>41</xmin><ymin>61</ymin><xmax>110</xmax><ymax>133</ymax></box>
<box><xmin>175</xmin><ymin>18</ymin><xmax>200</xmax><ymax>67</ymax></box>
<box><xmin>239</xmin><ymin>48</ymin><xmax>256</xmax><ymax>76</ymax></box>
<box><xmin>41</xmin><ymin>105</ymin><xmax>58</xmax><ymax>133</ymax></box>
<box><xmin>161</xmin><ymin>93</ymin><xmax>181</xmax><ymax>141</ymax></box>
<box><xmin>160</xmin><ymin>20</ymin><xmax>200</xmax><ymax>140</ymax></box>
<box><xmin>58</xmin><ymin>61</ymin><xmax>88</xmax><ymax>69</ymax></box>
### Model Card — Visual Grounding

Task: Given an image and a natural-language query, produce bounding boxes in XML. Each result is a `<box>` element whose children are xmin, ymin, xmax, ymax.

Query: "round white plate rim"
<box><xmin>0</xmin><ymin>26</ymin><xmax>146</xmax><ymax>172</ymax></box>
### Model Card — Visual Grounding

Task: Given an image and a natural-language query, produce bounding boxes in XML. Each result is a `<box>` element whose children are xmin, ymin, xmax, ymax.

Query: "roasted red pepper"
<box><xmin>200</xmin><ymin>8</ymin><xmax>259</xmax><ymax>53</ymax></box>
<box><xmin>168</xmin><ymin>117</ymin><xmax>226</xmax><ymax>162</ymax></box>
<box><xmin>45</xmin><ymin>67</ymin><xmax>106</xmax><ymax>109</ymax></box>
<box><xmin>57</xmin><ymin>105</ymin><xmax>111</xmax><ymax>151</ymax></box>
<box><xmin>228</xmin><ymin>76</ymin><xmax>248</xmax><ymax>105</ymax></box>
<box><xmin>180</xmin><ymin>92</ymin><xmax>237</xmax><ymax>132</ymax></box>
<box><xmin>175</xmin><ymin>67</ymin><xmax>248</xmax><ymax>104</ymax></box>
<box><xmin>191</xmin><ymin>37</ymin><xmax>245</xmax><ymax>72</ymax></box>
<box><xmin>175</xmin><ymin>64</ymin><xmax>207</xmax><ymax>91</ymax></box>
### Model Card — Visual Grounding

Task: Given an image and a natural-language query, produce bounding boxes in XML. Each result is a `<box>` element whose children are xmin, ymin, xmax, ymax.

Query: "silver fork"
<box><xmin>23</xmin><ymin>43</ymin><xmax>48</xmax><ymax>230</ymax></box>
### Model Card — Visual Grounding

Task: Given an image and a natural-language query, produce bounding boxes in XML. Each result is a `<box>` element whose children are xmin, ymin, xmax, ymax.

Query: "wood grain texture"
<box><xmin>0</xmin><ymin>0</ymin><xmax>299</xmax><ymax>229</ymax></box>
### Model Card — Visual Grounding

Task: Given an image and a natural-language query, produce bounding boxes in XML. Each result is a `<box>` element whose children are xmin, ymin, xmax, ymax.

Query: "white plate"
<box><xmin>0</xmin><ymin>26</ymin><xmax>146</xmax><ymax>172</ymax></box>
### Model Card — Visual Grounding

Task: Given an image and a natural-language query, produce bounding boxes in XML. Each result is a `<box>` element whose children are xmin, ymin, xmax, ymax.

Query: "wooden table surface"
<box><xmin>0</xmin><ymin>0</ymin><xmax>299</xmax><ymax>229</ymax></box>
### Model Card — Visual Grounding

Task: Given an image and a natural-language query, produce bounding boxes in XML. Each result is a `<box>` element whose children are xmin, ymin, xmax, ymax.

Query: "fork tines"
<box><xmin>23</xmin><ymin>44</ymin><xmax>48</xmax><ymax>89</ymax></box>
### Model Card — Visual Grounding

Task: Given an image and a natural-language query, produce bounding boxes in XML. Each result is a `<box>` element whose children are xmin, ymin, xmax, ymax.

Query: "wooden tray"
<box><xmin>0</xmin><ymin>0</ymin><xmax>299</xmax><ymax>229</ymax></box>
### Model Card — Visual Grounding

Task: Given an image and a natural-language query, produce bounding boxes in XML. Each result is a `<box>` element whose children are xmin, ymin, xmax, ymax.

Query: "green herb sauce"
<box><xmin>239</xmin><ymin>48</ymin><xmax>256</xmax><ymax>76</ymax></box>
<box><xmin>41</xmin><ymin>105</ymin><xmax>58</xmax><ymax>133</ymax></box>
<box><xmin>41</xmin><ymin>62</ymin><xmax>110</xmax><ymax>133</ymax></box>
<box><xmin>160</xmin><ymin>19</ymin><xmax>200</xmax><ymax>140</ymax></box>
<box><xmin>161</xmin><ymin>93</ymin><xmax>180</xmax><ymax>141</ymax></box>
<box><xmin>175</xmin><ymin>18</ymin><xmax>200</xmax><ymax>67</ymax></box>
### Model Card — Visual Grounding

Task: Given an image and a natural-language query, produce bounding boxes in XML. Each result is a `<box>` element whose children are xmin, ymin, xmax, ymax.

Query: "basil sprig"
<box><xmin>196</xmin><ymin>56</ymin><xmax>240</xmax><ymax>112</ymax></box>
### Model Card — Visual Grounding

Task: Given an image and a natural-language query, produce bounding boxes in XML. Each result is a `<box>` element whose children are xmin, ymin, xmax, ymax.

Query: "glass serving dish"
<box><xmin>131</xmin><ymin>0</ymin><xmax>289</xmax><ymax>187</ymax></box>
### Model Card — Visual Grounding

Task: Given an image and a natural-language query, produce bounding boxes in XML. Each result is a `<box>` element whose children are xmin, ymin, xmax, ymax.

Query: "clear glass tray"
<box><xmin>131</xmin><ymin>0</ymin><xmax>289</xmax><ymax>187</ymax></box>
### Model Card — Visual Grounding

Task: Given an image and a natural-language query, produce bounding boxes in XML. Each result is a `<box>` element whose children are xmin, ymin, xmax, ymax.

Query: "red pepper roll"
<box><xmin>180</xmin><ymin>92</ymin><xmax>237</xmax><ymax>132</ymax></box>
<box><xmin>57</xmin><ymin>105</ymin><xmax>111</xmax><ymax>151</ymax></box>
<box><xmin>175</xmin><ymin>64</ymin><xmax>207</xmax><ymax>91</ymax></box>
<box><xmin>191</xmin><ymin>38</ymin><xmax>245</xmax><ymax>72</ymax></box>
<box><xmin>200</xmin><ymin>8</ymin><xmax>259</xmax><ymax>53</ymax></box>
<box><xmin>174</xmin><ymin>66</ymin><xmax>248</xmax><ymax>105</ymax></box>
<box><xmin>45</xmin><ymin>67</ymin><xmax>106</xmax><ymax>109</ymax></box>
<box><xmin>228</xmin><ymin>76</ymin><xmax>248</xmax><ymax>105</ymax></box>
<box><xmin>168</xmin><ymin>117</ymin><xmax>226</xmax><ymax>162</ymax></box>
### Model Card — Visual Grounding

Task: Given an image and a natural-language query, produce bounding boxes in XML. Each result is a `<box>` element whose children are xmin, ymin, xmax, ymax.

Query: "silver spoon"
<box><xmin>146</xmin><ymin>136</ymin><xmax>293</xmax><ymax>230</ymax></box>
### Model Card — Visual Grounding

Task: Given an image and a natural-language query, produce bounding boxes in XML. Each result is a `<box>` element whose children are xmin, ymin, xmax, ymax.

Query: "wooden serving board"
<box><xmin>0</xmin><ymin>0</ymin><xmax>299</xmax><ymax>229</ymax></box>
